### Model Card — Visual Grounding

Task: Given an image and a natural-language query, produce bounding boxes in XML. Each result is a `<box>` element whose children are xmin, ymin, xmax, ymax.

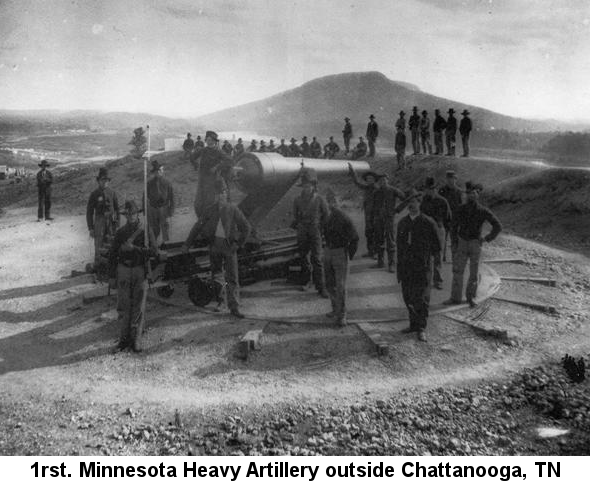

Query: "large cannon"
<box><xmin>154</xmin><ymin>153</ymin><xmax>370</xmax><ymax>305</ymax></box>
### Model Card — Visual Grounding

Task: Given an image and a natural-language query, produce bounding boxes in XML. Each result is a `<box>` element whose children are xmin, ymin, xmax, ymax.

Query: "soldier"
<box><xmin>323</xmin><ymin>136</ymin><xmax>340</xmax><ymax>159</ymax></box>
<box><xmin>459</xmin><ymin>110</ymin><xmax>473</xmax><ymax>157</ymax></box>
<box><xmin>87</xmin><ymin>167</ymin><xmax>120</xmax><ymax>274</ymax></box>
<box><xmin>445</xmin><ymin>108</ymin><xmax>458</xmax><ymax>156</ymax></box>
<box><xmin>108</xmin><ymin>200</ymin><xmax>158</xmax><ymax>352</ymax></box>
<box><xmin>438</xmin><ymin>170</ymin><xmax>463</xmax><ymax>260</ymax></box>
<box><xmin>372</xmin><ymin>174</ymin><xmax>406</xmax><ymax>272</ymax></box>
<box><xmin>145</xmin><ymin>160</ymin><xmax>174</xmax><ymax>245</ymax></box>
<box><xmin>276</xmin><ymin>138</ymin><xmax>290</xmax><ymax>157</ymax></box>
<box><xmin>194</xmin><ymin>135</ymin><xmax>205</xmax><ymax>149</ymax></box>
<box><xmin>247</xmin><ymin>139</ymin><xmax>257</xmax><ymax>152</ymax></box>
<box><xmin>420</xmin><ymin>110</ymin><xmax>433</xmax><ymax>155</ymax></box>
<box><xmin>221</xmin><ymin>140</ymin><xmax>233</xmax><ymax>157</ymax></box>
<box><xmin>288</xmin><ymin>137</ymin><xmax>300</xmax><ymax>157</ymax></box>
<box><xmin>394</xmin><ymin>126</ymin><xmax>407</xmax><ymax>170</ymax></box>
<box><xmin>323</xmin><ymin>187</ymin><xmax>359</xmax><ymax>327</ymax></box>
<box><xmin>259</xmin><ymin>140</ymin><xmax>267</xmax><ymax>153</ymax></box>
<box><xmin>299</xmin><ymin>136</ymin><xmax>311</xmax><ymax>158</ymax></box>
<box><xmin>395</xmin><ymin>110</ymin><xmax>406</xmax><ymax>131</ymax></box>
<box><xmin>292</xmin><ymin>168</ymin><xmax>329</xmax><ymax>297</ymax></box>
<box><xmin>351</xmin><ymin>137</ymin><xmax>368</xmax><ymax>160</ymax></box>
<box><xmin>36</xmin><ymin>159</ymin><xmax>53</xmax><ymax>221</ymax></box>
<box><xmin>348</xmin><ymin>163</ymin><xmax>377</xmax><ymax>258</ymax></box>
<box><xmin>310</xmin><ymin>137</ymin><xmax>322</xmax><ymax>158</ymax></box>
<box><xmin>433</xmin><ymin>109</ymin><xmax>446</xmax><ymax>155</ymax></box>
<box><xmin>182</xmin><ymin>133</ymin><xmax>194</xmax><ymax>159</ymax></box>
<box><xmin>233</xmin><ymin>138</ymin><xmax>245</xmax><ymax>159</ymax></box>
<box><xmin>408</xmin><ymin>106</ymin><xmax>421</xmax><ymax>155</ymax></box>
<box><xmin>444</xmin><ymin>182</ymin><xmax>502</xmax><ymax>307</ymax></box>
<box><xmin>342</xmin><ymin>117</ymin><xmax>353</xmax><ymax>155</ymax></box>
<box><xmin>268</xmin><ymin>139</ymin><xmax>276</xmax><ymax>152</ymax></box>
<box><xmin>183</xmin><ymin>181</ymin><xmax>251</xmax><ymax>318</ymax></box>
<box><xmin>191</xmin><ymin>130</ymin><xmax>234</xmax><ymax>219</ymax></box>
<box><xmin>397</xmin><ymin>189</ymin><xmax>441</xmax><ymax>342</ymax></box>
<box><xmin>366</xmin><ymin>114</ymin><xmax>379</xmax><ymax>157</ymax></box>
<box><xmin>420</xmin><ymin>177</ymin><xmax>451</xmax><ymax>289</ymax></box>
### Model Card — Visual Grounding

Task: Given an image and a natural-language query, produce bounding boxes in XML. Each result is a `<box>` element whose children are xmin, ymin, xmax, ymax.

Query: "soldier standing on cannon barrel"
<box><xmin>397</xmin><ymin>189</ymin><xmax>441</xmax><ymax>342</ymax></box>
<box><xmin>348</xmin><ymin>163</ymin><xmax>377</xmax><ymax>259</ymax></box>
<box><xmin>433</xmin><ymin>109</ymin><xmax>446</xmax><ymax>155</ymax></box>
<box><xmin>87</xmin><ymin>167</ymin><xmax>119</xmax><ymax>274</ymax></box>
<box><xmin>366</xmin><ymin>114</ymin><xmax>379</xmax><ymax>158</ymax></box>
<box><xmin>342</xmin><ymin>117</ymin><xmax>353</xmax><ymax>155</ymax></box>
<box><xmin>408</xmin><ymin>106</ymin><xmax>421</xmax><ymax>155</ymax></box>
<box><xmin>145</xmin><ymin>160</ymin><xmax>174</xmax><ymax>245</ymax></box>
<box><xmin>36</xmin><ymin>159</ymin><xmax>53</xmax><ymax>221</ymax></box>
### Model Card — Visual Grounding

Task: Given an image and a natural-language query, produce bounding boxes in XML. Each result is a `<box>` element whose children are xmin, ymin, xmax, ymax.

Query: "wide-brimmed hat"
<box><xmin>297</xmin><ymin>168</ymin><xmax>318</xmax><ymax>186</ymax></box>
<box><xmin>448</xmin><ymin>108</ymin><xmax>455</xmax><ymax>114</ymax></box>
<box><xmin>423</xmin><ymin>176</ymin><xmax>436</xmax><ymax>189</ymax></box>
<box><xmin>205</xmin><ymin>130</ymin><xmax>218</xmax><ymax>141</ymax></box>
<box><xmin>187</xmin><ymin>132</ymin><xmax>192</xmax><ymax>137</ymax></box>
<box><xmin>422</xmin><ymin>110</ymin><xmax>428</xmax><ymax>115</ymax></box>
<box><xmin>38</xmin><ymin>159</ymin><xmax>50</xmax><ymax>167</ymax></box>
<box><xmin>290</xmin><ymin>137</ymin><xmax>297</xmax><ymax>143</ymax></box>
<box><xmin>150</xmin><ymin>160</ymin><xmax>163</xmax><ymax>173</ymax></box>
<box><xmin>399</xmin><ymin>110</ymin><xmax>405</xmax><ymax>116</ymax></box>
<box><xmin>369</xmin><ymin>114</ymin><xmax>375</xmax><ymax>119</ymax></box>
<box><xmin>445</xmin><ymin>170</ymin><xmax>457</xmax><ymax>178</ymax></box>
<box><xmin>96</xmin><ymin>167</ymin><xmax>110</xmax><ymax>181</ymax></box>
<box><xmin>412</xmin><ymin>106</ymin><xmax>418</xmax><ymax>112</ymax></box>
<box><xmin>465</xmin><ymin>181</ymin><xmax>483</xmax><ymax>193</ymax></box>
<box><xmin>344</xmin><ymin>117</ymin><xmax>350</xmax><ymax>121</ymax></box>
<box><xmin>122</xmin><ymin>200</ymin><xmax>139</xmax><ymax>215</ymax></box>
<box><xmin>461</xmin><ymin>109</ymin><xmax>470</xmax><ymax>115</ymax></box>
<box><xmin>362</xmin><ymin>171</ymin><xmax>378</xmax><ymax>181</ymax></box>
<box><xmin>302</xmin><ymin>136</ymin><xmax>308</xmax><ymax>140</ymax></box>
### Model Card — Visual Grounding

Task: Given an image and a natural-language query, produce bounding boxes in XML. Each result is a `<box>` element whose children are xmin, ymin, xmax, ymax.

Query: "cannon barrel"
<box><xmin>235</xmin><ymin>152</ymin><xmax>370</xmax><ymax>194</ymax></box>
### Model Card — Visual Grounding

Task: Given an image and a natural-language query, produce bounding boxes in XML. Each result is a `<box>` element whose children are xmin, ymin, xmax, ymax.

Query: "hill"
<box><xmin>195</xmin><ymin>72</ymin><xmax>571</xmax><ymax>142</ymax></box>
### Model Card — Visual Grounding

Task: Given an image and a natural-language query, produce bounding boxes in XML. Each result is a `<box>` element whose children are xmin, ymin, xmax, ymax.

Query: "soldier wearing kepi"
<box><xmin>145</xmin><ymin>160</ymin><xmax>174</xmax><ymax>245</ymax></box>
<box><xmin>233</xmin><ymin>138</ymin><xmax>245</xmax><ymax>159</ymax></box>
<box><xmin>420</xmin><ymin>177</ymin><xmax>451</xmax><ymax>289</ymax></box>
<box><xmin>194</xmin><ymin>135</ymin><xmax>205</xmax><ymax>149</ymax></box>
<box><xmin>348</xmin><ymin>163</ymin><xmax>377</xmax><ymax>258</ymax></box>
<box><xmin>420</xmin><ymin>110</ymin><xmax>433</xmax><ymax>155</ymax></box>
<box><xmin>408</xmin><ymin>106</ymin><xmax>421</xmax><ymax>155</ymax></box>
<box><xmin>438</xmin><ymin>170</ymin><xmax>463</xmax><ymax>260</ymax></box>
<box><xmin>342</xmin><ymin>117</ymin><xmax>353</xmax><ymax>155</ymax></box>
<box><xmin>292</xmin><ymin>168</ymin><xmax>329</xmax><ymax>297</ymax></box>
<box><xmin>247</xmin><ymin>139</ymin><xmax>257</xmax><ymax>152</ymax></box>
<box><xmin>288</xmin><ymin>138</ymin><xmax>301</xmax><ymax>157</ymax></box>
<box><xmin>444</xmin><ymin>182</ymin><xmax>502</xmax><ymax>307</ymax></box>
<box><xmin>36</xmin><ymin>159</ymin><xmax>53</xmax><ymax>221</ymax></box>
<box><xmin>310</xmin><ymin>137</ymin><xmax>322</xmax><ymax>158</ymax></box>
<box><xmin>433</xmin><ymin>109</ymin><xmax>446</xmax><ymax>155</ymax></box>
<box><xmin>366</xmin><ymin>114</ymin><xmax>379</xmax><ymax>158</ymax></box>
<box><xmin>397</xmin><ymin>189</ymin><xmax>441</xmax><ymax>342</ymax></box>
<box><xmin>87</xmin><ymin>167</ymin><xmax>120</xmax><ymax>274</ymax></box>
<box><xmin>372</xmin><ymin>173</ymin><xmax>406</xmax><ymax>272</ymax></box>
<box><xmin>323</xmin><ymin>188</ymin><xmax>359</xmax><ymax>327</ymax></box>
<box><xmin>108</xmin><ymin>200</ymin><xmax>157</xmax><ymax>352</ymax></box>
<box><xmin>183</xmin><ymin>181</ymin><xmax>251</xmax><ymax>318</ymax></box>
<box><xmin>191</xmin><ymin>130</ymin><xmax>234</xmax><ymax>219</ymax></box>
<box><xmin>445</xmin><ymin>108</ymin><xmax>458</xmax><ymax>156</ymax></box>
<box><xmin>459</xmin><ymin>110</ymin><xmax>473</xmax><ymax>157</ymax></box>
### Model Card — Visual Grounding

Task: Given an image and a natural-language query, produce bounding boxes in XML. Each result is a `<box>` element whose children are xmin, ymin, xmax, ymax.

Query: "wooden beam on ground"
<box><xmin>483</xmin><ymin>258</ymin><xmax>526</xmax><ymax>264</ymax></box>
<box><xmin>499</xmin><ymin>276</ymin><xmax>556</xmax><ymax>287</ymax></box>
<box><xmin>444</xmin><ymin>312</ymin><xmax>510</xmax><ymax>343</ymax></box>
<box><xmin>492</xmin><ymin>296</ymin><xmax>557</xmax><ymax>314</ymax></box>
<box><xmin>237</xmin><ymin>327</ymin><xmax>264</xmax><ymax>360</ymax></box>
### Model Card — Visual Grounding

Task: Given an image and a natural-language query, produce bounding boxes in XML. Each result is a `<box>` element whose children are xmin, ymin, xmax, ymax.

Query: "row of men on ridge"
<box><xmin>88</xmin><ymin>130</ymin><xmax>499</xmax><ymax>351</ymax></box>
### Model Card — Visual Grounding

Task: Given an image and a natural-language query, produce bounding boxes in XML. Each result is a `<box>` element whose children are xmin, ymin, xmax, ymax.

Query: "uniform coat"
<box><xmin>191</xmin><ymin>147</ymin><xmax>234</xmax><ymax>218</ymax></box>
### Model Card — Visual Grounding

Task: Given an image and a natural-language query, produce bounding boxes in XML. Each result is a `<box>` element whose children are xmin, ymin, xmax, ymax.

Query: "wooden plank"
<box><xmin>492</xmin><ymin>296</ymin><xmax>557</xmax><ymax>314</ymax></box>
<box><xmin>499</xmin><ymin>276</ymin><xmax>556</xmax><ymax>287</ymax></box>
<box><xmin>483</xmin><ymin>258</ymin><xmax>526</xmax><ymax>264</ymax></box>
<box><xmin>444</xmin><ymin>312</ymin><xmax>510</xmax><ymax>342</ymax></box>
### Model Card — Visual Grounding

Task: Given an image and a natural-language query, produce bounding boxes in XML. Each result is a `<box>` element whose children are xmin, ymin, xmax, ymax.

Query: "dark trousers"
<box><xmin>411</xmin><ymin>129</ymin><xmax>420</xmax><ymax>154</ymax></box>
<box><xmin>421</xmin><ymin>132</ymin><xmax>432</xmax><ymax>155</ymax></box>
<box><xmin>367</xmin><ymin>137</ymin><xmax>376</xmax><ymax>157</ymax></box>
<box><xmin>401</xmin><ymin>276</ymin><xmax>431</xmax><ymax>331</ymax></box>
<box><xmin>451</xmin><ymin>238</ymin><xmax>482</xmax><ymax>302</ymax></box>
<box><xmin>323</xmin><ymin>248</ymin><xmax>349</xmax><ymax>321</ymax></box>
<box><xmin>434</xmin><ymin>131</ymin><xmax>444</xmax><ymax>154</ymax></box>
<box><xmin>117</xmin><ymin>264</ymin><xmax>146</xmax><ymax>348</ymax></box>
<box><xmin>374</xmin><ymin>215</ymin><xmax>396</xmax><ymax>264</ymax></box>
<box><xmin>37</xmin><ymin>187</ymin><xmax>51</xmax><ymax>219</ymax></box>
<box><xmin>344</xmin><ymin>137</ymin><xmax>351</xmax><ymax>153</ymax></box>
<box><xmin>298</xmin><ymin>229</ymin><xmax>325</xmax><ymax>291</ymax></box>
<box><xmin>445</xmin><ymin>131</ymin><xmax>456</xmax><ymax>156</ymax></box>
<box><xmin>364</xmin><ymin>209</ymin><xmax>375</xmax><ymax>255</ymax></box>
<box><xmin>210</xmin><ymin>244</ymin><xmax>240</xmax><ymax>312</ymax></box>
<box><xmin>461</xmin><ymin>134</ymin><xmax>470</xmax><ymax>157</ymax></box>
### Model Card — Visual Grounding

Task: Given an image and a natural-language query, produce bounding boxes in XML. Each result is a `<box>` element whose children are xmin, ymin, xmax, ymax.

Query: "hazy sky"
<box><xmin>1</xmin><ymin>0</ymin><xmax>589</xmax><ymax>120</ymax></box>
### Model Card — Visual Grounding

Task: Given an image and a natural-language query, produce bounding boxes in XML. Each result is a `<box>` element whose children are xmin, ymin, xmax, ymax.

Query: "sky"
<box><xmin>0</xmin><ymin>0</ymin><xmax>589</xmax><ymax>121</ymax></box>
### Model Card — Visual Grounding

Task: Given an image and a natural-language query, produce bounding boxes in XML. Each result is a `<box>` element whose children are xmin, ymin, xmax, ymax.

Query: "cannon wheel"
<box><xmin>157</xmin><ymin>284</ymin><xmax>174</xmax><ymax>299</ymax></box>
<box><xmin>188</xmin><ymin>277</ymin><xmax>213</xmax><ymax>307</ymax></box>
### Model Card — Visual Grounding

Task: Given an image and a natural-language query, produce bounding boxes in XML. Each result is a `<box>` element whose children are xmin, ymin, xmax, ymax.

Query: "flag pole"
<box><xmin>145</xmin><ymin>125</ymin><xmax>150</xmax><ymax>251</ymax></box>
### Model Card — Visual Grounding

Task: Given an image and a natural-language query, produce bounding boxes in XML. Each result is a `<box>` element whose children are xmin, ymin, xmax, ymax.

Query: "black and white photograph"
<box><xmin>1</xmin><ymin>0</ymin><xmax>589</xmax><ymax>461</ymax></box>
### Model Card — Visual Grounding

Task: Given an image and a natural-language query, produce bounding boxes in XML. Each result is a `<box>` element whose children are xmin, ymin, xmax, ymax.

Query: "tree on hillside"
<box><xmin>129</xmin><ymin>126</ymin><xmax>147</xmax><ymax>158</ymax></box>
<box><xmin>542</xmin><ymin>132</ymin><xmax>590</xmax><ymax>159</ymax></box>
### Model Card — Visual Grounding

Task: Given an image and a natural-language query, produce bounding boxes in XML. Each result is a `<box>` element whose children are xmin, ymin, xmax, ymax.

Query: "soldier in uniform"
<box><xmin>191</xmin><ymin>130</ymin><xmax>234</xmax><ymax>219</ymax></box>
<box><xmin>194</xmin><ymin>135</ymin><xmax>205</xmax><ymax>149</ymax></box>
<box><xmin>36</xmin><ymin>159</ymin><xmax>53</xmax><ymax>221</ymax></box>
<box><xmin>259</xmin><ymin>140</ymin><xmax>267</xmax><ymax>152</ymax></box>
<box><xmin>145</xmin><ymin>160</ymin><xmax>174</xmax><ymax>245</ymax></box>
<box><xmin>323</xmin><ymin>188</ymin><xmax>359</xmax><ymax>327</ymax></box>
<box><xmin>247</xmin><ymin>139</ymin><xmax>258</xmax><ymax>152</ymax></box>
<box><xmin>292</xmin><ymin>168</ymin><xmax>329</xmax><ymax>297</ymax></box>
<box><xmin>323</xmin><ymin>136</ymin><xmax>340</xmax><ymax>159</ymax></box>
<box><xmin>459</xmin><ymin>110</ymin><xmax>473</xmax><ymax>157</ymax></box>
<box><xmin>351</xmin><ymin>137</ymin><xmax>368</xmax><ymax>160</ymax></box>
<box><xmin>444</xmin><ymin>182</ymin><xmax>502</xmax><ymax>307</ymax></box>
<box><xmin>366</xmin><ymin>114</ymin><xmax>379</xmax><ymax>157</ymax></box>
<box><xmin>183</xmin><ymin>181</ymin><xmax>251</xmax><ymax>318</ymax></box>
<box><xmin>420</xmin><ymin>110</ymin><xmax>432</xmax><ymax>155</ymax></box>
<box><xmin>438</xmin><ymin>170</ymin><xmax>463</xmax><ymax>260</ymax></box>
<box><xmin>348</xmin><ymin>163</ymin><xmax>377</xmax><ymax>258</ymax></box>
<box><xmin>408</xmin><ymin>106</ymin><xmax>421</xmax><ymax>155</ymax></box>
<box><xmin>87</xmin><ymin>167</ymin><xmax>119</xmax><ymax>273</ymax></box>
<box><xmin>276</xmin><ymin>139</ymin><xmax>290</xmax><ymax>157</ymax></box>
<box><xmin>299</xmin><ymin>136</ymin><xmax>311</xmax><ymax>157</ymax></box>
<box><xmin>233</xmin><ymin>138</ymin><xmax>245</xmax><ymax>159</ymax></box>
<box><xmin>221</xmin><ymin>140</ymin><xmax>234</xmax><ymax>157</ymax></box>
<box><xmin>420</xmin><ymin>177</ymin><xmax>451</xmax><ymax>289</ymax></box>
<box><xmin>395</xmin><ymin>126</ymin><xmax>407</xmax><ymax>170</ymax></box>
<box><xmin>342</xmin><ymin>117</ymin><xmax>353</xmax><ymax>155</ymax></box>
<box><xmin>395</xmin><ymin>110</ymin><xmax>406</xmax><ymax>131</ymax></box>
<box><xmin>433</xmin><ymin>109</ymin><xmax>446</xmax><ymax>155</ymax></box>
<box><xmin>372</xmin><ymin>174</ymin><xmax>406</xmax><ymax>272</ymax></box>
<box><xmin>397</xmin><ymin>189</ymin><xmax>441</xmax><ymax>342</ymax></box>
<box><xmin>310</xmin><ymin>137</ymin><xmax>322</xmax><ymax>158</ymax></box>
<box><xmin>268</xmin><ymin>139</ymin><xmax>276</xmax><ymax>152</ymax></box>
<box><xmin>445</xmin><ymin>108</ymin><xmax>458</xmax><ymax>156</ymax></box>
<box><xmin>182</xmin><ymin>133</ymin><xmax>194</xmax><ymax>159</ymax></box>
<box><xmin>108</xmin><ymin>200</ymin><xmax>158</xmax><ymax>352</ymax></box>
<box><xmin>288</xmin><ymin>137</ymin><xmax>301</xmax><ymax>157</ymax></box>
